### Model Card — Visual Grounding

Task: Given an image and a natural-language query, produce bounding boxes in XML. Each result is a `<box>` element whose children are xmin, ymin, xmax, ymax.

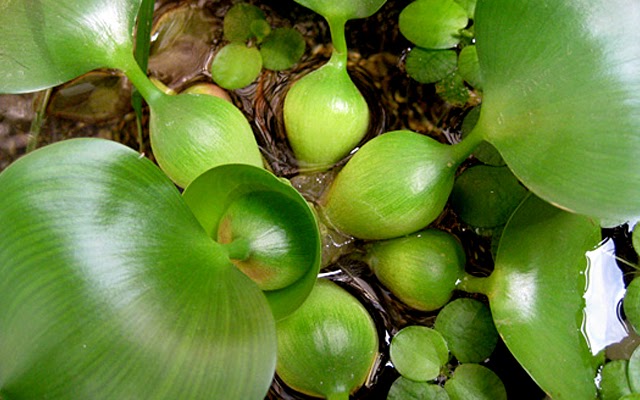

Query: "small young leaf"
<box><xmin>457</xmin><ymin>45</ymin><xmax>482</xmax><ymax>90</ymax></box>
<box><xmin>444</xmin><ymin>364</ymin><xmax>507</xmax><ymax>400</ymax></box>
<box><xmin>399</xmin><ymin>0</ymin><xmax>468</xmax><ymax>49</ymax></box>
<box><xmin>260</xmin><ymin>28</ymin><xmax>306</xmax><ymax>71</ymax></box>
<box><xmin>434</xmin><ymin>298</ymin><xmax>498</xmax><ymax>363</ymax></box>
<box><xmin>628</xmin><ymin>344</ymin><xmax>640</xmax><ymax>393</ymax></box>
<box><xmin>405</xmin><ymin>47</ymin><xmax>458</xmax><ymax>84</ymax></box>
<box><xmin>364</xmin><ymin>229</ymin><xmax>466</xmax><ymax>311</ymax></box>
<box><xmin>223</xmin><ymin>3</ymin><xmax>266</xmax><ymax>42</ymax></box>
<box><xmin>211</xmin><ymin>43</ymin><xmax>263</xmax><ymax>90</ymax></box>
<box><xmin>599</xmin><ymin>360</ymin><xmax>632</xmax><ymax>400</ymax></box>
<box><xmin>435</xmin><ymin>71</ymin><xmax>470</xmax><ymax>106</ymax></box>
<box><xmin>276</xmin><ymin>279</ymin><xmax>379</xmax><ymax>399</ymax></box>
<box><xmin>390</xmin><ymin>326</ymin><xmax>449</xmax><ymax>382</ymax></box>
<box><xmin>624</xmin><ymin>277</ymin><xmax>640</xmax><ymax>334</ymax></box>
<box><xmin>450</xmin><ymin>165</ymin><xmax>528</xmax><ymax>228</ymax></box>
<box><xmin>387</xmin><ymin>377</ymin><xmax>450</xmax><ymax>400</ymax></box>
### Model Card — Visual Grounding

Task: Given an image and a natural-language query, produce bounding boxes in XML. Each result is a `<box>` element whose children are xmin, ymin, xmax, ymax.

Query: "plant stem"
<box><xmin>449</xmin><ymin>125</ymin><xmax>485</xmax><ymax>164</ymax></box>
<box><xmin>119</xmin><ymin>54</ymin><xmax>164</xmax><ymax>106</ymax></box>
<box><xmin>327</xmin><ymin>17</ymin><xmax>348</xmax><ymax>67</ymax></box>
<box><xmin>221</xmin><ymin>237</ymin><xmax>252</xmax><ymax>261</ymax></box>
<box><xmin>26</xmin><ymin>88</ymin><xmax>52</xmax><ymax>153</ymax></box>
<box><xmin>457</xmin><ymin>272</ymin><xmax>493</xmax><ymax>296</ymax></box>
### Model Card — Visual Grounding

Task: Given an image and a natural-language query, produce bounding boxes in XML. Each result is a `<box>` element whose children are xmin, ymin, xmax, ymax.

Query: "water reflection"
<box><xmin>582</xmin><ymin>238</ymin><xmax>628</xmax><ymax>355</ymax></box>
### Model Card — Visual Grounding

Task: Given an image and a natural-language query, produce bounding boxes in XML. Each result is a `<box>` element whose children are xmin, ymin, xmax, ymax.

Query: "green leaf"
<box><xmin>453</xmin><ymin>0</ymin><xmax>476</xmax><ymax>19</ymax></box>
<box><xmin>444</xmin><ymin>364</ymin><xmax>507</xmax><ymax>400</ymax></box>
<box><xmin>450</xmin><ymin>165</ymin><xmax>528</xmax><ymax>228</ymax></box>
<box><xmin>260</xmin><ymin>28</ymin><xmax>306</xmax><ymax>71</ymax></box>
<box><xmin>364</xmin><ymin>229</ymin><xmax>466</xmax><ymax>311</ymax></box>
<box><xmin>390</xmin><ymin>326</ymin><xmax>449</xmax><ymax>382</ymax></box>
<box><xmin>399</xmin><ymin>0</ymin><xmax>468</xmax><ymax>49</ymax></box>
<box><xmin>0</xmin><ymin>0</ymin><xmax>141</xmax><ymax>93</ymax></box>
<box><xmin>405</xmin><ymin>47</ymin><xmax>458</xmax><ymax>84</ymax></box>
<box><xmin>387</xmin><ymin>377</ymin><xmax>450</xmax><ymax>400</ymax></box>
<box><xmin>275</xmin><ymin>279</ymin><xmax>379</xmax><ymax>399</ymax></box>
<box><xmin>211</xmin><ymin>43</ymin><xmax>263</xmax><ymax>90</ymax></box>
<box><xmin>434</xmin><ymin>298</ymin><xmax>498</xmax><ymax>363</ymax></box>
<box><xmin>0</xmin><ymin>138</ymin><xmax>276</xmax><ymax>399</ymax></box>
<box><xmin>629</xmin><ymin>345</ymin><xmax>640</xmax><ymax>393</ymax></box>
<box><xmin>293</xmin><ymin>0</ymin><xmax>387</xmax><ymax>21</ymax></box>
<box><xmin>633</xmin><ymin>222</ymin><xmax>640</xmax><ymax>256</ymax></box>
<box><xmin>148</xmin><ymin>92</ymin><xmax>264</xmax><ymax>188</ymax></box>
<box><xmin>457</xmin><ymin>45</ymin><xmax>482</xmax><ymax>90</ymax></box>
<box><xmin>323</xmin><ymin>130</ymin><xmax>470</xmax><ymax>240</ymax></box>
<box><xmin>182</xmin><ymin>164</ymin><xmax>321</xmax><ymax>320</ymax></box>
<box><xmin>599</xmin><ymin>360</ymin><xmax>632</xmax><ymax>400</ymax></box>
<box><xmin>472</xmin><ymin>0</ymin><xmax>640</xmax><ymax>222</ymax></box>
<box><xmin>624</xmin><ymin>277</ymin><xmax>640</xmax><ymax>334</ymax></box>
<box><xmin>223</xmin><ymin>3</ymin><xmax>267</xmax><ymax>42</ymax></box>
<box><xmin>485</xmin><ymin>195</ymin><xmax>602</xmax><ymax>399</ymax></box>
<box><xmin>435</xmin><ymin>71</ymin><xmax>470</xmax><ymax>106</ymax></box>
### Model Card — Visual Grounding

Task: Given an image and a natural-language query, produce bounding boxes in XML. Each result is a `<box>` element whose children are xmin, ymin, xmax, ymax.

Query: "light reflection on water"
<box><xmin>582</xmin><ymin>238</ymin><xmax>628</xmax><ymax>355</ymax></box>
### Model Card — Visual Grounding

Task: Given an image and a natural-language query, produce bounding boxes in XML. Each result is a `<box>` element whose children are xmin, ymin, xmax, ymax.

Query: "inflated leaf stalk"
<box><xmin>0</xmin><ymin>139</ymin><xmax>276</xmax><ymax>399</ymax></box>
<box><xmin>182</xmin><ymin>164</ymin><xmax>322</xmax><ymax>320</ymax></box>
<box><xmin>389</xmin><ymin>326</ymin><xmax>449</xmax><ymax>382</ymax></box>
<box><xmin>283</xmin><ymin>0</ymin><xmax>386</xmax><ymax>169</ymax></box>
<box><xmin>468</xmin><ymin>0</ymin><xmax>640</xmax><ymax>222</ymax></box>
<box><xmin>457</xmin><ymin>194</ymin><xmax>602</xmax><ymax>399</ymax></box>
<box><xmin>0</xmin><ymin>0</ymin><xmax>263</xmax><ymax>188</ymax></box>
<box><xmin>363</xmin><ymin>229</ymin><xmax>466</xmax><ymax>311</ymax></box>
<box><xmin>444</xmin><ymin>364</ymin><xmax>507</xmax><ymax>400</ymax></box>
<box><xmin>276</xmin><ymin>279</ymin><xmax>379</xmax><ymax>400</ymax></box>
<box><xmin>321</xmin><ymin>130</ymin><xmax>481</xmax><ymax>240</ymax></box>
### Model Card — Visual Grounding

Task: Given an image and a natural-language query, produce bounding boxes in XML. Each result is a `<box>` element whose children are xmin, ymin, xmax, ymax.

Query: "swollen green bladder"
<box><xmin>283</xmin><ymin>0</ymin><xmax>386</xmax><ymax>169</ymax></box>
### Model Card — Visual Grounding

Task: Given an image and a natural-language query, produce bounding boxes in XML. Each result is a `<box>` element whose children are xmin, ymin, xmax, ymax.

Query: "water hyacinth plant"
<box><xmin>1</xmin><ymin>0</ymin><xmax>640</xmax><ymax>399</ymax></box>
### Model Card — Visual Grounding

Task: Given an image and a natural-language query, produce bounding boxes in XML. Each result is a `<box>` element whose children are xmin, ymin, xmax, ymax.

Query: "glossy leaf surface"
<box><xmin>473</xmin><ymin>0</ymin><xmax>640</xmax><ymax>222</ymax></box>
<box><xmin>0</xmin><ymin>0</ymin><xmax>141</xmax><ymax>93</ymax></box>
<box><xmin>387</xmin><ymin>377</ymin><xmax>450</xmax><ymax>400</ymax></box>
<box><xmin>149</xmin><ymin>92</ymin><xmax>264</xmax><ymax>188</ymax></box>
<box><xmin>293</xmin><ymin>0</ymin><xmax>386</xmax><ymax>21</ymax></box>
<box><xmin>0</xmin><ymin>139</ymin><xmax>276</xmax><ymax>399</ymax></box>
<box><xmin>486</xmin><ymin>195</ymin><xmax>602</xmax><ymax>399</ymax></box>
<box><xmin>182</xmin><ymin>164</ymin><xmax>321</xmax><ymax>320</ymax></box>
